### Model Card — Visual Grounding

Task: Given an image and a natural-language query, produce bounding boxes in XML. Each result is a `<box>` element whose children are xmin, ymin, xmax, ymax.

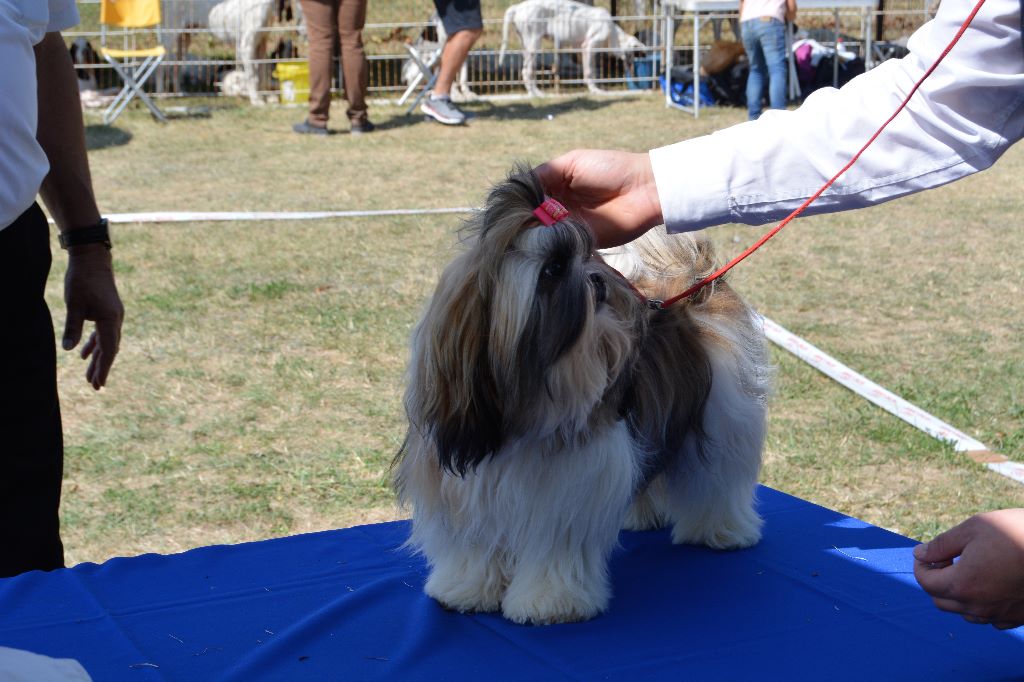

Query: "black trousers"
<box><xmin>0</xmin><ymin>202</ymin><xmax>65</xmax><ymax>576</ymax></box>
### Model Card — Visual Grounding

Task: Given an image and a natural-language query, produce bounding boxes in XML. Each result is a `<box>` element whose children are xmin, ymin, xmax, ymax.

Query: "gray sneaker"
<box><xmin>421</xmin><ymin>94</ymin><xmax>466</xmax><ymax>126</ymax></box>
<box><xmin>293</xmin><ymin>119</ymin><xmax>329</xmax><ymax>135</ymax></box>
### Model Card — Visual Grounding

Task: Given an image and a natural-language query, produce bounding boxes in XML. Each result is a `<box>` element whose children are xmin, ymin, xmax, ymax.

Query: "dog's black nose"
<box><xmin>590</xmin><ymin>272</ymin><xmax>607</xmax><ymax>303</ymax></box>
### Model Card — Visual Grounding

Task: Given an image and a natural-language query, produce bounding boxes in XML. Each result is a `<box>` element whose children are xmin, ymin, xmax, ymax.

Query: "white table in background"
<box><xmin>662</xmin><ymin>0</ymin><xmax>877</xmax><ymax>117</ymax></box>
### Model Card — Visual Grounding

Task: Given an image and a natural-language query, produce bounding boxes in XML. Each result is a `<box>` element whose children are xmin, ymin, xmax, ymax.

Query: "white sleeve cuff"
<box><xmin>649</xmin><ymin>133</ymin><xmax>741</xmax><ymax>234</ymax></box>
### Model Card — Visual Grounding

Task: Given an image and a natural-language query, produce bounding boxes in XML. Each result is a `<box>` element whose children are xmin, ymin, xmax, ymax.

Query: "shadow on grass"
<box><xmin>469</xmin><ymin>97</ymin><xmax>623</xmax><ymax>121</ymax></box>
<box><xmin>85</xmin><ymin>124</ymin><xmax>132</xmax><ymax>151</ymax></box>
<box><xmin>384</xmin><ymin>95</ymin><xmax>624</xmax><ymax>130</ymax></box>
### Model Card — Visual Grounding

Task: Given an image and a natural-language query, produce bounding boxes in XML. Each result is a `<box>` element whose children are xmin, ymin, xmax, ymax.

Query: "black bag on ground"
<box><xmin>802</xmin><ymin>56</ymin><xmax>865</xmax><ymax>97</ymax></box>
<box><xmin>707</xmin><ymin>61</ymin><xmax>748</xmax><ymax>108</ymax></box>
<box><xmin>670</xmin><ymin>65</ymin><xmax>696</xmax><ymax>89</ymax></box>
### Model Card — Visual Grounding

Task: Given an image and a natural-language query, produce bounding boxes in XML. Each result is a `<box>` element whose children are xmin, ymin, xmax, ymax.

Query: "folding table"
<box><xmin>1</xmin><ymin>486</ymin><xmax>1021</xmax><ymax>680</ymax></box>
<box><xmin>662</xmin><ymin>0</ymin><xmax>878</xmax><ymax>116</ymax></box>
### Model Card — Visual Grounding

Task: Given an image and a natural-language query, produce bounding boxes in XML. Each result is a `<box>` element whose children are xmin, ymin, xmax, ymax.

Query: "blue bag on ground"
<box><xmin>659</xmin><ymin>70</ymin><xmax>715</xmax><ymax>107</ymax></box>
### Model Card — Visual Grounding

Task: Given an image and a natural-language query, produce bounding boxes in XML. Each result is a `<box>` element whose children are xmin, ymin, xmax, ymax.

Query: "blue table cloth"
<box><xmin>1</xmin><ymin>486</ymin><xmax>1022</xmax><ymax>681</ymax></box>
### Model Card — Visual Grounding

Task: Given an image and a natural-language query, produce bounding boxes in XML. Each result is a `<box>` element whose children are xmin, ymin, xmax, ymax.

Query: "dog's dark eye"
<box><xmin>541</xmin><ymin>260</ymin><xmax>566</xmax><ymax>279</ymax></box>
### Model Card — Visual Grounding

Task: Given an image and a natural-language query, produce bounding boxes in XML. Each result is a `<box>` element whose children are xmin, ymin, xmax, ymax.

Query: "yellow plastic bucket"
<box><xmin>273</xmin><ymin>61</ymin><xmax>310</xmax><ymax>104</ymax></box>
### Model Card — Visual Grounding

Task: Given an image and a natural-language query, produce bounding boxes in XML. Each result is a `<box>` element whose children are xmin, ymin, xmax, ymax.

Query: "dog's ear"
<box><xmin>401</xmin><ymin>163</ymin><xmax>568</xmax><ymax>477</ymax></box>
<box><xmin>405</xmin><ymin>252</ymin><xmax>505</xmax><ymax>477</ymax></box>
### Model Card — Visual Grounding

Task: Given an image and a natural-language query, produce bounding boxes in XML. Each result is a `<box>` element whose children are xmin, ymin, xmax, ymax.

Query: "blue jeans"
<box><xmin>741</xmin><ymin>18</ymin><xmax>788</xmax><ymax>120</ymax></box>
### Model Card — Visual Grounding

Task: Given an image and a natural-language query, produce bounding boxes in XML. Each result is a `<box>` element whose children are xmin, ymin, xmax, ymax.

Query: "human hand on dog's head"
<box><xmin>535</xmin><ymin>150</ymin><xmax>663</xmax><ymax>249</ymax></box>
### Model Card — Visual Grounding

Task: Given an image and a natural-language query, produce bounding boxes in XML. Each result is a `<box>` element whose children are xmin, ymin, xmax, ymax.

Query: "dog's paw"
<box><xmin>671</xmin><ymin>507</ymin><xmax>763</xmax><ymax>550</ymax></box>
<box><xmin>622</xmin><ymin>494</ymin><xmax>666</xmax><ymax>531</ymax></box>
<box><xmin>502</xmin><ymin>573</ymin><xmax>608</xmax><ymax>625</ymax></box>
<box><xmin>425</xmin><ymin>565</ymin><xmax>504</xmax><ymax>614</ymax></box>
<box><xmin>501</xmin><ymin>589</ymin><xmax>605</xmax><ymax>626</ymax></box>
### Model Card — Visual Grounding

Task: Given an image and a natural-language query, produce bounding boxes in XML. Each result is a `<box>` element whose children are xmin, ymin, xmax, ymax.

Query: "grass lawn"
<box><xmin>55</xmin><ymin>91</ymin><xmax>1024</xmax><ymax>566</ymax></box>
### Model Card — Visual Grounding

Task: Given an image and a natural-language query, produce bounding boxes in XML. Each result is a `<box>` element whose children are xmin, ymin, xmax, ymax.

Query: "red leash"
<box><xmin>653</xmin><ymin>0</ymin><xmax>988</xmax><ymax>309</ymax></box>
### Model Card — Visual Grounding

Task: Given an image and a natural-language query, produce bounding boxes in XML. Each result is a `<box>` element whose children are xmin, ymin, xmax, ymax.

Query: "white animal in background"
<box><xmin>218</xmin><ymin>68</ymin><xmax>250</xmax><ymax>97</ymax></box>
<box><xmin>208</xmin><ymin>0</ymin><xmax>278</xmax><ymax>104</ymax></box>
<box><xmin>160</xmin><ymin>0</ymin><xmax>303</xmax><ymax>101</ymax></box>
<box><xmin>394</xmin><ymin>165</ymin><xmax>770</xmax><ymax>626</ymax></box>
<box><xmin>497</xmin><ymin>0</ymin><xmax>646</xmax><ymax>96</ymax></box>
<box><xmin>159</xmin><ymin>0</ymin><xmax>219</xmax><ymax>92</ymax></box>
<box><xmin>579</xmin><ymin>0</ymin><xmax>653</xmax><ymax>15</ymax></box>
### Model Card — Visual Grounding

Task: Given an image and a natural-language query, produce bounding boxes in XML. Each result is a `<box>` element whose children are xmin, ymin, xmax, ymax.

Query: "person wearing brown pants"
<box><xmin>294</xmin><ymin>0</ymin><xmax>374</xmax><ymax>135</ymax></box>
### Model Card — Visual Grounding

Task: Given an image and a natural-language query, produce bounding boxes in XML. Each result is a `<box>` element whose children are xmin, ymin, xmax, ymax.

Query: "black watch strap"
<box><xmin>59</xmin><ymin>218</ymin><xmax>111</xmax><ymax>249</ymax></box>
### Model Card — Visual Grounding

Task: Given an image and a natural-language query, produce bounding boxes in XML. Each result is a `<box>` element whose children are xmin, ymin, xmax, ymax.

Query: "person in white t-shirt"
<box><xmin>0</xmin><ymin>0</ymin><xmax>124</xmax><ymax>577</ymax></box>
<box><xmin>739</xmin><ymin>0</ymin><xmax>797</xmax><ymax>119</ymax></box>
<box><xmin>536</xmin><ymin>0</ymin><xmax>1024</xmax><ymax>629</ymax></box>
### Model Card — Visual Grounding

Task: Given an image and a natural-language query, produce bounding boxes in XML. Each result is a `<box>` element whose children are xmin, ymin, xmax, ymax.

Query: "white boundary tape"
<box><xmin>761</xmin><ymin>316</ymin><xmax>1024</xmax><ymax>485</ymax></box>
<box><xmin>101</xmin><ymin>208</ymin><xmax>476</xmax><ymax>223</ymax></box>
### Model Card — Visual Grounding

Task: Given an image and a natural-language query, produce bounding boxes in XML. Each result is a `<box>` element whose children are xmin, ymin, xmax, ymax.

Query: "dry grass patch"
<box><xmin>53</xmin><ymin>95</ymin><xmax>1024</xmax><ymax>565</ymax></box>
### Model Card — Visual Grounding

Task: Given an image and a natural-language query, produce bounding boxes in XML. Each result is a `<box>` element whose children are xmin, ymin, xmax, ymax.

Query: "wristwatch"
<box><xmin>59</xmin><ymin>218</ymin><xmax>111</xmax><ymax>249</ymax></box>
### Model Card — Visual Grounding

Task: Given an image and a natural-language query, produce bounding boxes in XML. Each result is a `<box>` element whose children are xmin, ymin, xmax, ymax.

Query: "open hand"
<box><xmin>63</xmin><ymin>244</ymin><xmax>124</xmax><ymax>390</ymax></box>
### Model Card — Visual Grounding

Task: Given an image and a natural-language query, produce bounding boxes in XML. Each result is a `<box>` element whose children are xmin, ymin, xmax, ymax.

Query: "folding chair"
<box><xmin>398</xmin><ymin>41</ymin><xmax>441</xmax><ymax>114</ymax></box>
<box><xmin>99</xmin><ymin>0</ymin><xmax>168</xmax><ymax>124</ymax></box>
<box><xmin>398</xmin><ymin>13</ymin><xmax>454</xmax><ymax>114</ymax></box>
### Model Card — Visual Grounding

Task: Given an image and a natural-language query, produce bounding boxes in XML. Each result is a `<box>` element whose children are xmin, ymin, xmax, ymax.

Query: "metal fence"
<box><xmin>68</xmin><ymin>0</ymin><xmax>932</xmax><ymax>104</ymax></box>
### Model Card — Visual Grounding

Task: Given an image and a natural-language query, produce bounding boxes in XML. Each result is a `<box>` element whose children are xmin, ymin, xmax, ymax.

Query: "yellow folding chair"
<box><xmin>99</xmin><ymin>0</ymin><xmax>167</xmax><ymax>123</ymax></box>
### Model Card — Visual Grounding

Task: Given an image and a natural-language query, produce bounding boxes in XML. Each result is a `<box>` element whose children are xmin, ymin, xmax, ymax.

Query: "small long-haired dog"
<box><xmin>394</xmin><ymin>165</ymin><xmax>770</xmax><ymax>626</ymax></box>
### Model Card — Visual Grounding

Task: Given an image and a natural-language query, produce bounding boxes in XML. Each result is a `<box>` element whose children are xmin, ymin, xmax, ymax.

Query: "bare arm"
<box><xmin>35</xmin><ymin>31</ymin><xmax>99</xmax><ymax>229</ymax></box>
<box><xmin>34</xmin><ymin>31</ymin><xmax>124</xmax><ymax>390</ymax></box>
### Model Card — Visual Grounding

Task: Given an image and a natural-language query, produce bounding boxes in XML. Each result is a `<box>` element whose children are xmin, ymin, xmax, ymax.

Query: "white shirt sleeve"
<box><xmin>650</xmin><ymin>0</ymin><xmax>1024</xmax><ymax>231</ymax></box>
<box><xmin>0</xmin><ymin>0</ymin><xmax>47</xmax><ymax>230</ymax></box>
<box><xmin>0</xmin><ymin>647</ymin><xmax>92</xmax><ymax>682</ymax></box>
<box><xmin>5</xmin><ymin>0</ymin><xmax>80</xmax><ymax>45</ymax></box>
<box><xmin>47</xmin><ymin>0</ymin><xmax>80</xmax><ymax>33</ymax></box>
<box><xmin>0</xmin><ymin>0</ymin><xmax>80</xmax><ymax>230</ymax></box>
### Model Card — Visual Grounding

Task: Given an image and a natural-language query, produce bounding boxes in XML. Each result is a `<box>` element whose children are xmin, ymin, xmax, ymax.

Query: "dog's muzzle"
<box><xmin>590</xmin><ymin>272</ymin><xmax>607</xmax><ymax>304</ymax></box>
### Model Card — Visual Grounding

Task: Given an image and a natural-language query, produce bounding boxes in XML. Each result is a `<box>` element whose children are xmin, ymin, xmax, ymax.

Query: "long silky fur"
<box><xmin>394</xmin><ymin>165</ymin><xmax>771</xmax><ymax>625</ymax></box>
